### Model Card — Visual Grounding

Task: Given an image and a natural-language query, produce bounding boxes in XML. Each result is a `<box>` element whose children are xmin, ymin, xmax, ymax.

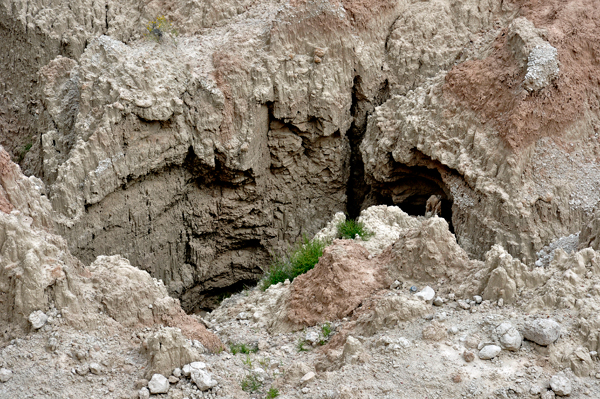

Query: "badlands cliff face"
<box><xmin>2</xmin><ymin>0</ymin><xmax>600</xmax><ymax>309</ymax></box>
<box><xmin>4</xmin><ymin>0</ymin><xmax>600</xmax><ymax>398</ymax></box>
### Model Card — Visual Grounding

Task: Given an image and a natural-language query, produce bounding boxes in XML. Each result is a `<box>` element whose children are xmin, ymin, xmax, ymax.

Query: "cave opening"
<box><xmin>357</xmin><ymin>160</ymin><xmax>455</xmax><ymax>233</ymax></box>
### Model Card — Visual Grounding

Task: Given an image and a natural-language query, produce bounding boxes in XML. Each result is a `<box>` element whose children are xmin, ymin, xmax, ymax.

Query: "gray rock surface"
<box><xmin>190</xmin><ymin>368</ymin><xmax>217</xmax><ymax>391</ymax></box>
<box><xmin>550</xmin><ymin>372</ymin><xmax>572</xmax><ymax>396</ymax></box>
<box><xmin>28</xmin><ymin>311</ymin><xmax>48</xmax><ymax>330</ymax></box>
<box><xmin>0</xmin><ymin>368</ymin><xmax>13</xmax><ymax>383</ymax></box>
<box><xmin>478</xmin><ymin>345</ymin><xmax>502</xmax><ymax>360</ymax></box>
<box><xmin>148</xmin><ymin>374</ymin><xmax>170</xmax><ymax>394</ymax></box>
<box><xmin>523</xmin><ymin>319</ymin><xmax>561</xmax><ymax>346</ymax></box>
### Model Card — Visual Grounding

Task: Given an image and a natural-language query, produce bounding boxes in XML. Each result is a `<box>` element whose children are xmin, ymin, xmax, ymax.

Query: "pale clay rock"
<box><xmin>415</xmin><ymin>286</ymin><xmax>435</xmax><ymax>303</ymax></box>
<box><xmin>138</xmin><ymin>387</ymin><xmax>150</xmax><ymax>399</ymax></box>
<box><xmin>148</xmin><ymin>374</ymin><xmax>170</xmax><ymax>394</ymax></box>
<box><xmin>550</xmin><ymin>372</ymin><xmax>572</xmax><ymax>396</ymax></box>
<box><xmin>0</xmin><ymin>368</ymin><xmax>13</xmax><ymax>383</ymax></box>
<box><xmin>191</xmin><ymin>368</ymin><xmax>217</xmax><ymax>391</ymax></box>
<box><xmin>478</xmin><ymin>345</ymin><xmax>502</xmax><ymax>360</ymax></box>
<box><xmin>523</xmin><ymin>319</ymin><xmax>561</xmax><ymax>346</ymax></box>
<box><xmin>28</xmin><ymin>310</ymin><xmax>48</xmax><ymax>329</ymax></box>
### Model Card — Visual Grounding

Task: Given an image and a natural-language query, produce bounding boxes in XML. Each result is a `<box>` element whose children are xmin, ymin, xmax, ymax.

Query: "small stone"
<box><xmin>169</xmin><ymin>376</ymin><xmax>179</xmax><ymax>384</ymax></box>
<box><xmin>523</xmin><ymin>319</ymin><xmax>561</xmax><ymax>346</ymax></box>
<box><xmin>76</xmin><ymin>364</ymin><xmax>90</xmax><ymax>376</ymax></box>
<box><xmin>433</xmin><ymin>297</ymin><xmax>444</xmax><ymax>306</ymax></box>
<box><xmin>183</xmin><ymin>362</ymin><xmax>206</xmax><ymax>377</ymax></box>
<box><xmin>541</xmin><ymin>390</ymin><xmax>556</xmax><ymax>399</ymax></box>
<box><xmin>314</xmin><ymin>48</ymin><xmax>326</xmax><ymax>58</ymax></box>
<box><xmin>452</xmin><ymin>374</ymin><xmax>462</xmax><ymax>383</ymax></box>
<box><xmin>138</xmin><ymin>387</ymin><xmax>150</xmax><ymax>399</ymax></box>
<box><xmin>301</xmin><ymin>371</ymin><xmax>316</xmax><ymax>384</ymax></box>
<box><xmin>457</xmin><ymin>300</ymin><xmax>471</xmax><ymax>310</ymax></box>
<box><xmin>497</xmin><ymin>298</ymin><xmax>504</xmax><ymax>307</ymax></box>
<box><xmin>550</xmin><ymin>372</ymin><xmax>572</xmax><ymax>396</ymax></box>
<box><xmin>302</xmin><ymin>387</ymin><xmax>310</xmax><ymax>394</ymax></box>
<box><xmin>313</xmin><ymin>56</ymin><xmax>322</xmax><ymax>64</ymax></box>
<box><xmin>191</xmin><ymin>369</ymin><xmax>217</xmax><ymax>391</ymax></box>
<box><xmin>415</xmin><ymin>286</ymin><xmax>435</xmax><ymax>303</ymax></box>
<box><xmin>478</xmin><ymin>345</ymin><xmax>502</xmax><ymax>360</ymax></box>
<box><xmin>0</xmin><ymin>368</ymin><xmax>13</xmax><ymax>383</ymax></box>
<box><xmin>495</xmin><ymin>323</ymin><xmax>522</xmax><ymax>351</ymax></box>
<box><xmin>595</xmin><ymin>372</ymin><xmax>600</xmax><ymax>379</ymax></box>
<box><xmin>89</xmin><ymin>363</ymin><xmax>102</xmax><ymax>375</ymax></box>
<box><xmin>134</xmin><ymin>379</ymin><xmax>149</xmax><ymax>390</ymax></box>
<box><xmin>530</xmin><ymin>385</ymin><xmax>542</xmax><ymax>395</ymax></box>
<box><xmin>448</xmin><ymin>326</ymin><xmax>459</xmax><ymax>335</ymax></box>
<box><xmin>463</xmin><ymin>351</ymin><xmax>475</xmax><ymax>362</ymax></box>
<box><xmin>173</xmin><ymin>368</ymin><xmax>182</xmax><ymax>378</ymax></box>
<box><xmin>148</xmin><ymin>374</ymin><xmax>170</xmax><ymax>394</ymax></box>
<box><xmin>28</xmin><ymin>310</ymin><xmax>48</xmax><ymax>330</ymax></box>
<box><xmin>46</xmin><ymin>337</ymin><xmax>58</xmax><ymax>352</ymax></box>
<box><xmin>473</xmin><ymin>295</ymin><xmax>482</xmax><ymax>304</ymax></box>
<box><xmin>391</xmin><ymin>280</ymin><xmax>401</xmax><ymax>289</ymax></box>
<box><xmin>448</xmin><ymin>293</ymin><xmax>455</xmax><ymax>300</ymax></box>
<box><xmin>305</xmin><ymin>331</ymin><xmax>320</xmax><ymax>344</ymax></box>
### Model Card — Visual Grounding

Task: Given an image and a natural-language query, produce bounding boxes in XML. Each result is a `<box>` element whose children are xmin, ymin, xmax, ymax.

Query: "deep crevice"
<box><xmin>346</xmin><ymin>76</ymin><xmax>390</xmax><ymax>219</ymax></box>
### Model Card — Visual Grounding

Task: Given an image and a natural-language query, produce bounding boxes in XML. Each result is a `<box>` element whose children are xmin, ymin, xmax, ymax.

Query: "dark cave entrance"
<box><xmin>369</xmin><ymin>164</ymin><xmax>454</xmax><ymax>233</ymax></box>
<box><xmin>350</xmin><ymin>155</ymin><xmax>455</xmax><ymax>233</ymax></box>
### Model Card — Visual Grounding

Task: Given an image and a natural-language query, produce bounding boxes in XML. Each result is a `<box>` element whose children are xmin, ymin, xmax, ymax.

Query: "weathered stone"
<box><xmin>478</xmin><ymin>345</ymin><xmax>502</xmax><ymax>360</ymax></box>
<box><xmin>0</xmin><ymin>368</ymin><xmax>13</xmax><ymax>383</ymax></box>
<box><xmin>415</xmin><ymin>286</ymin><xmax>435</xmax><ymax>303</ymax></box>
<box><xmin>550</xmin><ymin>372</ymin><xmax>572</xmax><ymax>396</ymax></box>
<box><xmin>523</xmin><ymin>319</ymin><xmax>561</xmax><ymax>346</ymax></box>
<box><xmin>148</xmin><ymin>374</ymin><xmax>170</xmax><ymax>394</ymax></box>
<box><xmin>191</xmin><ymin>369</ymin><xmax>218</xmax><ymax>391</ymax></box>
<box><xmin>495</xmin><ymin>323</ymin><xmax>522</xmax><ymax>351</ymax></box>
<box><xmin>28</xmin><ymin>310</ymin><xmax>48</xmax><ymax>329</ymax></box>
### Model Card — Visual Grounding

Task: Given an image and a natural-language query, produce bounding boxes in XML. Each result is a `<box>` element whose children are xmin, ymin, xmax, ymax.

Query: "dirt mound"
<box><xmin>381</xmin><ymin>217</ymin><xmax>482</xmax><ymax>291</ymax></box>
<box><xmin>445</xmin><ymin>0</ymin><xmax>600</xmax><ymax>151</ymax></box>
<box><xmin>287</xmin><ymin>240</ymin><xmax>389</xmax><ymax>326</ymax></box>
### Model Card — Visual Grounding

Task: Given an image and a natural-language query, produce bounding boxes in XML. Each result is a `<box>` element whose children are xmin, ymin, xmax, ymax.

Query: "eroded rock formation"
<box><xmin>2</xmin><ymin>0</ymin><xmax>600</xmax><ymax>309</ymax></box>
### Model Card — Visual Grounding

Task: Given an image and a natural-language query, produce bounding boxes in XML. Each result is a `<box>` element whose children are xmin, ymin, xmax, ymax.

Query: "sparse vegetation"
<box><xmin>241</xmin><ymin>373</ymin><xmax>263</xmax><ymax>393</ymax></box>
<box><xmin>296</xmin><ymin>339</ymin><xmax>309</xmax><ymax>352</ymax></box>
<box><xmin>261</xmin><ymin>236</ymin><xmax>328</xmax><ymax>291</ymax></box>
<box><xmin>243</xmin><ymin>354</ymin><xmax>253</xmax><ymax>367</ymax></box>
<box><xmin>266</xmin><ymin>387</ymin><xmax>280</xmax><ymax>398</ymax></box>
<box><xmin>321</xmin><ymin>322</ymin><xmax>333</xmax><ymax>338</ymax></box>
<box><xmin>17</xmin><ymin>142</ymin><xmax>33</xmax><ymax>163</ymax></box>
<box><xmin>336</xmin><ymin>218</ymin><xmax>373</xmax><ymax>240</ymax></box>
<box><xmin>230</xmin><ymin>342</ymin><xmax>259</xmax><ymax>355</ymax></box>
<box><xmin>145</xmin><ymin>16</ymin><xmax>178</xmax><ymax>44</ymax></box>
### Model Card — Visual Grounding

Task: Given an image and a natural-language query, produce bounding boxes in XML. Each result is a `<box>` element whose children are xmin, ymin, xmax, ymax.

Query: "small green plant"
<box><xmin>17</xmin><ymin>142</ymin><xmax>33</xmax><ymax>162</ymax></box>
<box><xmin>261</xmin><ymin>236</ymin><xmax>328</xmax><ymax>291</ymax></box>
<box><xmin>266</xmin><ymin>387</ymin><xmax>280</xmax><ymax>398</ymax></box>
<box><xmin>258</xmin><ymin>357</ymin><xmax>270</xmax><ymax>369</ymax></box>
<box><xmin>243</xmin><ymin>354</ymin><xmax>253</xmax><ymax>367</ymax></box>
<box><xmin>296</xmin><ymin>339</ymin><xmax>309</xmax><ymax>352</ymax></box>
<box><xmin>230</xmin><ymin>342</ymin><xmax>259</xmax><ymax>355</ymax></box>
<box><xmin>241</xmin><ymin>373</ymin><xmax>263</xmax><ymax>393</ymax></box>
<box><xmin>321</xmin><ymin>322</ymin><xmax>332</xmax><ymax>338</ymax></box>
<box><xmin>145</xmin><ymin>16</ymin><xmax>178</xmax><ymax>44</ymax></box>
<box><xmin>316</xmin><ymin>322</ymin><xmax>334</xmax><ymax>345</ymax></box>
<box><xmin>336</xmin><ymin>218</ymin><xmax>373</xmax><ymax>240</ymax></box>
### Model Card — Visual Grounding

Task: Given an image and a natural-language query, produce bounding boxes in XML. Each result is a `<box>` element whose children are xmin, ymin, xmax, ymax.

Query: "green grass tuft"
<box><xmin>321</xmin><ymin>322</ymin><xmax>332</xmax><ymax>338</ymax></box>
<box><xmin>230</xmin><ymin>343</ymin><xmax>259</xmax><ymax>355</ymax></box>
<box><xmin>336</xmin><ymin>218</ymin><xmax>373</xmax><ymax>240</ymax></box>
<box><xmin>241</xmin><ymin>373</ymin><xmax>263</xmax><ymax>392</ymax></box>
<box><xmin>266</xmin><ymin>387</ymin><xmax>280</xmax><ymax>398</ymax></box>
<box><xmin>261</xmin><ymin>236</ymin><xmax>328</xmax><ymax>291</ymax></box>
<box><xmin>296</xmin><ymin>339</ymin><xmax>309</xmax><ymax>352</ymax></box>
